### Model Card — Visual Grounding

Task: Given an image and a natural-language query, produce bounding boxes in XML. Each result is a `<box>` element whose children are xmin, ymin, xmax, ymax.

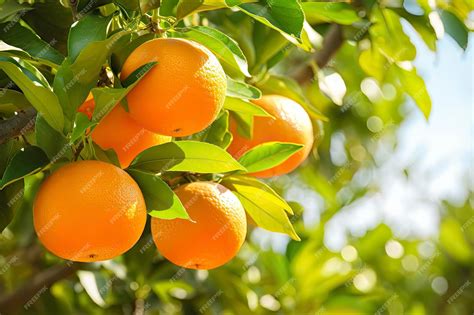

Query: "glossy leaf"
<box><xmin>173</xmin><ymin>26</ymin><xmax>250</xmax><ymax>77</ymax></box>
<box><xmin>53</xmin><ymin>31</ymin><xmax>131</xmax><ymax>123</ymax></box>
<box><xmin>128</xmin><ymin>170</ymin><xmax>190</xmax><ymax>220</ymax></box>
<box><xmin>224</xmin><ymin>97</ymin><xmax>270</xmax><ymax>117</ymax></box>
<box><xmin>0</xmin><ymin>22</ymin><xmax>64</xmax><ymax>66</ymax></box>
<box><xmin>238</xmin><ymin>141</ymin><xmax>303</xmax><ymax>173</ymax></box>
<box><xmin>129</xmin><ymin>141</ymin><xmax>246</xmax><ymax>174</ymax></box>
<box><xmin>68</xmin><ymin>12</ymin><xmax>111</xmax><ymax>62</ymax></box>
<box><xmin>222</xmin><ymin>175</ymin><xmax>299</xmax><ymax>240</ymax></box>
<box><xmin>198</xmin><ymin>110</ymin><xmax>233</xmax><ymax>149</ymax></box>
<box><xmin>226</xmin><ymin>77</ymin><xmax>261</xmax><ymax>99</ymax></box>
<box><xmin>35</xmin><ymin>114</ymin><xmax>71</xmax><ymax>160</ymax></box>
<box><xmin>0</xmin><ymin>61</ymin><xmax>64</xmax><ymax>132</ymax></box>
<box><xmin>238</xmin><ymin>0</ymin><xmax>305</xmax><ymax>40</ymax></box>
<box><xmin>0</xmin><ymin>146</ymin><xmax>49</xmax><ymax>189</ymax></box>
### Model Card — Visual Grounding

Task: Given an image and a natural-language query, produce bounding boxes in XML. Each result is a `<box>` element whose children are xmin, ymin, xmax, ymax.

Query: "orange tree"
<box><xmin>0</xmin><ymin>0</ymin><xmax>473</xmax><ymax>314</ymax></box>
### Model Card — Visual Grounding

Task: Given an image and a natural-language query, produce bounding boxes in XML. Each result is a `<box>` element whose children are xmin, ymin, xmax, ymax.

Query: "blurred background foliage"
<box><xmin>0</xmin><ymin>0</ymin><xmax>473</xmax><ymax>314</ymax></box>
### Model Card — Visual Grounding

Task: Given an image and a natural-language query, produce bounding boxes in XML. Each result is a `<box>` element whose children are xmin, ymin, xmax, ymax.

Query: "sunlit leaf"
<box><xmin>238</xmin><ymin>142</ymin><xmax>303</xmax><ymax>173</ymax></box>
<box><xmin>128</xmin><ymin>170</ymin><xmax>190</xmax><ymax>220</ymax></box>
<box><xmin>222</xmin><ymin>175</ymin><xmax>299</xmax><ymax>240</ymax></box>
<box><xmin>129</xmin><ymin>141</ymin><xmax>245</xmax><ymax>173</ymax></box>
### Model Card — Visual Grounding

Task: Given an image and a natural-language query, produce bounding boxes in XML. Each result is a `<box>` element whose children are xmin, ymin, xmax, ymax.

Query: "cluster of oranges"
<box><xmin>33</xmin><ymin>38</ymin><xmax>314</xmax><ymax>270</ymax></box>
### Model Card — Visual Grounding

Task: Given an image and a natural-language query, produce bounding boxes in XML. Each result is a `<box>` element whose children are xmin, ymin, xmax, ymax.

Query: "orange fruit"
<box><xmin>151</xmin><ymin>182</ymin><xmax>246</xmax><ymax>270</ymax></box>
<box><xmin>120</xmin><ymin>38</ymin><xmax>226</xmax><ymax>137</ymax></box>
<box><xmin>77</xmin><ymin>93</ymin><xmax>95</xmax><ymax>119</ymax></box>
<box><xmin>91</xmin><ymin>105</ymin><xmax>171</xmax><ymax>168</ymax></box>
<box><xmin>78</xmin><ymin>95</ymin><xmax>171</xmax><ymax>168</ymax></box>
<box><xmin>227</xmin><ymin>95</ymin><xmax>314</xmax><ymax>178</ymax></box>
<box><xmin>33</xmin><ymin>160</ymin><xmax>147</xmax><ymax>262</ymax></box>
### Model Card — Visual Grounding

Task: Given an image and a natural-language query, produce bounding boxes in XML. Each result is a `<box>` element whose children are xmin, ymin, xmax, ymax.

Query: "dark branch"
<box><xmin>0</xmin><ymin>107</ymin><xmax>37</xmax><ymax>145</ymax></box>
<box><xmin>294</xmin><ymin>24</ymin><xmax>344</xmax><ymax>84</ymax></box>
<box><xmin>0</xmin><ymin>263</ymin><xmax>81</xmax><ymax>314</ymax></box>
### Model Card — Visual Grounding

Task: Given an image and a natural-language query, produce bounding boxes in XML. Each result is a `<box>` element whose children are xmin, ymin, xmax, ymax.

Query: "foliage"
<box><xmin>0</xmin><ymin>0</ymin><xmax>473</xmax><ymax>314</ymax></box>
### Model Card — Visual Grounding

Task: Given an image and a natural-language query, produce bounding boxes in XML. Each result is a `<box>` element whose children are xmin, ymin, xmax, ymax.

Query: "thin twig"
<box><xmin>293</xmin><ymin>24</ymin><xmax>344</xmax><ymax>84</ymax></box>
<box><xmin>0</xmin><ymin>107</ymin><xmax>37</xmax><ymax>145</ymax></box>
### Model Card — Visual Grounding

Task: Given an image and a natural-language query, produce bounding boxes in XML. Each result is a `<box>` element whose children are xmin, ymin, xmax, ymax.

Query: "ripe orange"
<box><xmin>77</xmin><ymin>93</ymin><xmax>95</xmax><ymax>120</ymax></box>
<box><xmin>33</xmin><ymin>160</ymin><xmax>147</xmax><ymax>262</ymax></box>
<box><xmin>151</xmin><ymin>182</ymin><xmax>247</xmax><ymax>270</ymax></box>
<box><xmin>91</xmin><ymin>105</ymin><xmax>171</xmax><ymax>168</ymax></box>
<box><xmin>120</xmin><ymin>38</ymin><xmax>226</xmax><ymax>137</ymax></box>
<box><xmin>227</xmin><ymin>95</ymin><xmax>314</xmax><ymax>178</ymax></box>
<box><xmin>78</xmin><ymin>96</ymin><xmax>171</xmax><ymax>168</ymax></box>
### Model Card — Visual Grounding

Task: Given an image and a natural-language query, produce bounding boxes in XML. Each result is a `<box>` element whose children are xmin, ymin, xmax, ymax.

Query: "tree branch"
<box><xmin>0</xmin><ymin>263</ymin><xmax>81</xmax><ymax>314</ymax></box>
<box><xmin>0</xmin><ymin>107</ymin><xmax>37</xmax><ymax>145</ymax></box>
<box><xmin>294</xmin><ymin>24</ymin><xmax>344</xmax><ymax>84</ymax></box>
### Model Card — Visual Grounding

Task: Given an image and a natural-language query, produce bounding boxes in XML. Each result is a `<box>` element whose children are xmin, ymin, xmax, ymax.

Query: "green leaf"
<box><xmin>53</xmin><ymin>30</ymin><xmax>131</xmax><ymax>124</ymax></box>
<box><xmin>0</xmin><ymin>180</ymin><xmax>23</xmax><ymax>232</ymax></box>
<box><xmin>252</xmin><ymin>25</ymin><xmax>291</xmax><ymax>69</ymax></box>
<box><xmin>440</xmin><ymin>217</ymin><xmax>472</xmax><ymax>264</ymax></box>
<box><xmin>226</xmin><ymin>77</ymin><xmax>261</xmax><ymax>99</ymax></box>
<box><xmin>68</xmin><ymin>12</ymin><xmax>111</xmax><ymax>62</ymax></box>
<box><xmin>440</xmin><ymin>10</ymin><xmax>468</xmax><ymax>50</ymax></box>
<box><xmin>302</xmin><ymin>2</ymin><xmax>360</xmax><ymax>25</ymax></box>
<box><xmin>0</xmin><ymin>22</ymin><xmax>64</xmax><ymax>66</ymax></box>
<box><xmin>70</xmin><ymin>112</ymin><xmax>92</xmax><ymax>143</ymax></box>
<box><xmin>238</xmin><ymin>0</ymin><xmax>304</xmax><ymax>39</ymax></box>
<box><xmin>0</xmin><ymin>0</ymin><xmax>33</xmax><ymax>23</ymax></box>
<box><xmin>0</xmin><ymin>89</ymin><xmax>31</xmax><ymax>114</ymax></box>
<box><xmin>92</xmin><ymin>143</ymin><xmax>121</xmax><ymax>167</ymax></box>
<box><xmin>160</xmin><ymin>0</ymin><xmax>179</xmax><ymax>16</ymax></box>
<box><xmin>128</xmin><ymin>170</ymin><xmax>190</xmax><ymax>220</ymax></box>
<box><xmin>224</xmin><ymin>97</ymin><xmax>270</xmax><ymax>117</ymax></box>
<box><xmin>35</xmin><ymin>115</ymin><xmax>71</xmax><ymax>160</ymax></box>
<box><xmin>199</xmin><ymin>110</ymin><xmax>233</xmax><ymax>149</ymax></box>
<box><xmin>176</xmin><ymin>0</ymin><xmax>203</xmax><ymax>19</ymax></box>
<box><xmin>238</xmin><ymin>141</ymin><xmax>303</xmax><ymax>173</ymax></box>
<box><xmin>394</xmin><ymin>64</ymin><xmax>431</xmax><ymax>119</ymax></box>
<box><xmin>129</xmin><ymin>141</ymin><xmax>246</xmax><ymax>174</ymax></box>
<box><xmin>0</xmin><ymin>61</ymin><xmax>64</xmax><ymax>132</ymax></box>
<box><xmin>70</xmin><ymin>61</ymin><xmax>155</xmax><ymax>142</ymax></box>
<box><xmin>370</xmin><ymin>8</ymin><xmax>416</xmax><ymax>61</ymax></box>
<box><xmin>396</xmin><ymin>10</ymin><xmax>437</xmax><ymax>51</ymax></box>
<box><xmin>227</xmin><ymin>175</ymin><xmax>293</xmax><ymax>214</ymax></box>
<box><xmin>231</xmin><ymin>111</ymin><xmax>253</xmax><ymax>139</ymax></box>
<box><xmin>6</xmin><ymin>172</ymin><xmax>44</xmax><ymax>239</ymax></box>
<box><xmin>222</xmin><ymin>175</ymin><xmax>299</xmax><ymax>240</ymax></box>
<box><xmin>0</xmin><ymin>146</ymin><xmax>49</xmax><ymax>189</ymax></box>
<box><xmin>173</xmin><ymin>26</ymin><xmax>250</xmax><ymax>77</ymax></box>
<box><xmin>16</xmin><ymin>58</ymin><xmax>51</xmax><ymax>88</ymax></box>
<box><xmin>110</xmin><ymin>33</ymin><xmax>155</xmax><ymax>73</ymax></box>
<box><xmin>121</xmin><ymin>61</ymin><xmax>158</xmax><ymax>87</ymax></box>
